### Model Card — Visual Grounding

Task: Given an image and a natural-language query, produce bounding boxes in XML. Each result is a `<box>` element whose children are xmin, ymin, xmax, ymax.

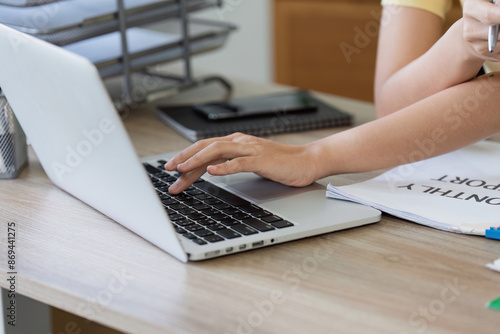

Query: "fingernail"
<box><xmin>168</xmin><ymin>183</ymin><xmax>177</xmax><ymax>194</ymax></box>
<box><xmin>207</xmin><ymin>165</ymin><xmax>216</xmax><ymax>174</ymax></box>
<box><xmin>176</xmin><ymin>163</ymin><xmax>185</xmax><ymax>172</ymax></box>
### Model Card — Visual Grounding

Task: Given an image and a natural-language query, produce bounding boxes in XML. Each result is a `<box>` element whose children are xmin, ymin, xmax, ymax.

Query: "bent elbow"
<box><xmin>374</xmin><ymin>93</ymin><xmax>395</xmax><ymax>119</ymax></box>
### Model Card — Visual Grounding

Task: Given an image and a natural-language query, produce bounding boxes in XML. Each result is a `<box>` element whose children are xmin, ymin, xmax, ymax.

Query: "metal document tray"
<box><xmin>63</xmin><ymin>19</ymin><xmax>236</xmax><ymax>78</ymax></box>
<box><xmin>0</xmin><ymin>0</ymin><xmax>62</xmax><ymax>7</ymax></box>
<box><xmin>1</xmin><ymin>0</ymin><xmax>220</xmax><ymax>44</ymax></box>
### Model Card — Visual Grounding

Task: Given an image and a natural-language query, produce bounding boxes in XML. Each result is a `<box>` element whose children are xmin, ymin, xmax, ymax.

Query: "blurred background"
<box><xmin>181</xmin><ymin>0</ymin><xmax>461</xmax><ymax>102</ymax></box>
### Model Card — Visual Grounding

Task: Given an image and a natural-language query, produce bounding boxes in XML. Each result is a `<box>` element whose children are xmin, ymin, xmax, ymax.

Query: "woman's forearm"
<box><xmin>313</xmin><ymin>73</ymin><xmax>500</xmax><ymax>178</ymax></box>
<box><xmin>166</xmin><ymin>74</ymin><xmax>500</xmax><ymax>194</ymax></box>
<box><xmin>375</xmin><ymin>19</ymin><xmax>485</xmax><ymax>117</ymax></box>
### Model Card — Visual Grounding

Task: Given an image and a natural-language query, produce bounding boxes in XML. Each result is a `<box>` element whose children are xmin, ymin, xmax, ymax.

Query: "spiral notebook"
<box><xmin>156</xmin><ymin>90</ymin><xmax>352</xmax><ymax>142</ymax></box>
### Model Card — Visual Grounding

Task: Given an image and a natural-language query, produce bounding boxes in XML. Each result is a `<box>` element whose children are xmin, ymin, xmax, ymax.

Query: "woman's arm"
<box><xmin>375</xmin><ymin>6</ymin><xmax>446</xmax><ymax>117</ymax></box>
<box><xmin>165</xmin><ymin>1</ymin><xmax>500</xmax><ymax>194</ymax></box>
<box><xmin>166</xmin><ymin>73</ymin><xmax>500</xmax><ymax>194</ymax></box>
<box><xmin>314</xmin><ymin>73</ymin><xmax>500</xmax><ymax>177</ymax></box>
<box><xmin>375</xmin><ymin>3</ymin><xmax>500</xmax><ymax>117</ymax></box>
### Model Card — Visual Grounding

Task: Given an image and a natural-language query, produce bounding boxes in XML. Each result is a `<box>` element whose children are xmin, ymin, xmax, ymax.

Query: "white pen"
<box><xmin>489</xmin><ymin>0</ymin><xmax>499</xmax><ymax>53</ymax></box>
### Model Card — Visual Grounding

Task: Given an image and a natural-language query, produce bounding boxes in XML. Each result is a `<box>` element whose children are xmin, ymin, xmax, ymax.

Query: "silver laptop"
<box><xmin>0</xmin><ymin>24</ymin><xmax>380</xmax><ymax>262</ymax></box>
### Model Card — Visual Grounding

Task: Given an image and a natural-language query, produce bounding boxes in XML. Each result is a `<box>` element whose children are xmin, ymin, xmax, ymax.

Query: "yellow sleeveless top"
<box><xmin>381</xmin><ymin>0</ymin><xmax>499</xmax><ymax>73</ymax></box>
<box><xmin>381</xmin><ymin>0</ymin><xmax>464</xmax><ymax>20</ymax></box>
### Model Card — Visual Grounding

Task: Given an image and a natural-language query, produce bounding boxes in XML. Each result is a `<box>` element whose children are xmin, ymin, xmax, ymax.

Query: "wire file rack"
<box><xmin>0</xmin><ymin>0</ymin><xmax>235</xmax><ymax>109</ymax></box>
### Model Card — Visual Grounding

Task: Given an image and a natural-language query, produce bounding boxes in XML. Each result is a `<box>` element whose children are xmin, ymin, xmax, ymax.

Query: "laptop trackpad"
<box><xmin>203</xmin><ymin>172</ymin><xmax>323</xmax><ymax>203</ymax></box>
<box><xmin>203</xmin><ymin>172</ymin><xmax>378</xmax><ymax>228</ymax></box>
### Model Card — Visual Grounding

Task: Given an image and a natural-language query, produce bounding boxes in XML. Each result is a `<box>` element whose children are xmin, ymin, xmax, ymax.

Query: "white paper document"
<box><xmin>487</xmin><ymin>258</ymin><xmax>500</xmax><ymax>273</ymax></box>
<box><xmin>327</xmin><ymin>141</ymin><xmax>500</xmax><ymax>235</ymax></box>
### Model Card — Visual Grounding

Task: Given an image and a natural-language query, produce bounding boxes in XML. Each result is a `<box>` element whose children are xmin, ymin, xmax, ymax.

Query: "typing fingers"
<box><xmin>164</xmin><ymin>133</ymin><xmax>245</xmax><ymax>171</ymax></box>
<box><xmin>165</xmin><ymin>133</ymin><xmax>260</xmax><ymax>194</ymax></box>
<box><xmin>176</xmin><ymin>141</ymin><xmax>258</xmax><ymax>174</ymax></box>
<box><xmin>207</xmin><ymin>156</ymin><xmax>260</xmax><ymax>176</ymax></box>
<box><xmin>168</xmin><ymin>168</ymin><xmax>206</xmax><ymax>194</ymax></box>
<box><xmin>163</xmin><ymin>139</ymin><xmax>216</xmax><ymax>171</ymax></box>
<box><xmin>168</xmin><ymin>151</ymin><xmax>258</xmax><ymax>194</ymax></box>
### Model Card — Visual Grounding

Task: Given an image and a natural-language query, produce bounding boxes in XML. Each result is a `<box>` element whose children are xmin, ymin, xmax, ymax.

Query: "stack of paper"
<box><xmin>327</xmin><ymin>140</ymin><xmax>500</xmax><ymax>235</ymax></box>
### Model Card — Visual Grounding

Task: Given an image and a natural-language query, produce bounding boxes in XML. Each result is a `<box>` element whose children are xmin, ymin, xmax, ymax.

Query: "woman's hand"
<box><xmin>463</xmin><ymin>0</ymin><xmax>500</xmax><ymax>61</ymax></box>
<box><xmin>164</xmin><ymin>133</ymin><xmax>320</xmax><ymax>194</ymax></box>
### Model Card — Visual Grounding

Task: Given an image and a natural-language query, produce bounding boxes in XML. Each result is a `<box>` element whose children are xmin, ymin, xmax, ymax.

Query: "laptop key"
<box><xmin>195</xmin><ymin>181</ymin><xmax>250</xmax><ymax>207</ymax></box>
<box><xmin>177</xmin><ymin>208</ymin><xmax>197</xmax><ymax>215</ymax></box>
<box><xmin>204</xmin><ymin>198</ymin><xmax>223</xmax><ymax>205</ymax></box>
<box><xmin>161</xmin><ymin>198</ymin><xmax>178</xmax><ymax>205</ymax></box>
<box><xmin>251</xmin><ymin>210</ymin><xmax>272</xmax><ymax>218</ymax></box>
<box><xmin>271</xmin><ymin>220</ymin><xmax>294</xmax><ymax>228</ymax></box>
<box><xmin>175</xmin><ymin>227</ymin><xmax>187</xmax><ymax>234</ymax></box>
<box><xmin>204</xmin><ymin>235</ymin><xmax>225</xmax><ymax>243</ymax></box>
<box><xmin>194</xmin><ymin>193</ymin><xmax>213</xmax><ymax>200</ymax></box>
<box><xmin>157</xmin><ymin>186</ymin><xmax>170</xmax><ymax>193</ymax></box>
<box><xmin>185</xmin><ymin>212</ymin><xmax>205</xmax><ymax>220</ymax></box>
<box><xmin>193</xmin><ymin>204</ymin><xmax>211</xmax><ymax>211</ymax></box>
<box><xmin>182</xmin><ymin>233</ymin><xmax>197</xmax><ymax>240</ymax></box>
<box><xmin>219</xmin><ymin>218</ymin><xmax>238</xmax><ymax>226</ymax></box>
<box><xmin>152</xmin><ymin>181</ymin><xmax>163</xmax><ymax>188</ymax></box>
<box><xmin>172</xmin><ymin>193</ymin><xmax>191</xmax><ymax>201</ymax></box>
<box><xmin>214</xmin><ymin>203</ymin><xmax>231</xmax><ymax>210</ymax></box>
<box><xmin>159</xmin><ymin>175</ymin><xmax>177</xmax><ymax>183</ymax></box>
<box><xmin>222</xmin><ymin>207</ymin><xmax>241</xmax><ymax>215</ymax></box>
<box><xmin>192</xmin><ymin>238</ymin><xmax>208</xmax><ymax>245</ymax></box>
<box><xmin>169</xmin><ymin>203</ymin><xmax>188</xmax><ymax>211</ymax></box>
<box><xmin>261</xmin><ymin>215</ymin><xmax>282</xmax><ymax>223</ymax></box>
<box><xmin>194</xmin><ymin>229</ymin><xmax>215</xmax><ymax>237</ymax></box>
<box><xmin>232</xmin><ymin>213</ymin><xmax>250</xmax><ymax>220</ymax></box>
<box><xmin>231</xmin><ymin>224</ymin><xmax>258</xmax><ymax>235</ymax></box>
<box><xmin>184</xmin><ymin>224</ymin><xmax>204</xmax><ymax>232</ymax></box>
<box><xmin>239</xmin><ymin>204</ymin><xmax>260</xmax><ymax>213</ymax></box>
<box><xmin>217</xmin><ymin>228</ymin><xmax>241</xmax><ymax>239</ymax></box>
<box><xmin>242</xmin><ymin>218</ymin><xmax>275</xmax><ymax>232</ymax></box>
<box><xmin>175</xmin><ymin>218</ymin><xmax>193</xmax><ymax>227</ymax></box>
<box><xmin>158</xmin><ymin>194</ymin><xmax>171</xmax><ymax>201</ymax></box>
<box><xmin>181</xmin><ymin>198</ymin><xmax>202</xmax><ymax>206</ymax></box>
<box><xmin>143</xmin><ymin>163</ymin><xmax>163</xmax><ymax>174</ymax></box>
<box><xmin>186</xmin><ymin>189</ymin><xmax>204</xmax><ymax>196</ymax></box>
<box><xmin>210</xmin><ymin>213</ymin><xmax>230</xmax><ymax>221</ymax></box>
<box><xmin>202</xmin><ymin>208</ymin><xmax>222</xmax><ymax>217</ymax></box>
<box><xmin>207</xmin><ymin>223</ymin><xmax>226</xmax><ymax>231</ymax></box>
<box><xmin>198</xmin><ymin>218</ymin><xmax>216</xmax><ymax>226</ymax></box>
<box><xmin>168</xmin><ymin>213</ymin><xmax>184</xmax><ymax>221</ymax></box>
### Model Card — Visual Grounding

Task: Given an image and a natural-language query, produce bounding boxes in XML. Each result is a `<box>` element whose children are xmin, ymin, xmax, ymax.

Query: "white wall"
<box><xmin>191</xmin><ymin>0</ymin><xmax>273</xmax><ymax>84</ymax></box>
<box><xmin>149</xmin><ymin>0</ymin><xmax>273</xmax><ymax>84</ymax></box>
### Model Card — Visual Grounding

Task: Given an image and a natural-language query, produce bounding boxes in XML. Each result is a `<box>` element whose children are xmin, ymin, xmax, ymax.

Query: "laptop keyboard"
<box><xmin>143</xmin><ymin>160</ymin><xmax>294</xmax><ymax>246</ymax></box>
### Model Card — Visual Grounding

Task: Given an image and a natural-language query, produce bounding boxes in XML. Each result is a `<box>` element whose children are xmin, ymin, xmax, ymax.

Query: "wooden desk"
<box><xmin>1</xmin><ymin>80</ymin><xmax>499</xmax><ymax>334</ymax></box>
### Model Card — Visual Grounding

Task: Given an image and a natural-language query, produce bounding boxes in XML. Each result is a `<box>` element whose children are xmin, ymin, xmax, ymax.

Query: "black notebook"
<box><xmin>156</xmin><ymin>90</ymin><xmax>352</xmax><ymax>142</ymax></box>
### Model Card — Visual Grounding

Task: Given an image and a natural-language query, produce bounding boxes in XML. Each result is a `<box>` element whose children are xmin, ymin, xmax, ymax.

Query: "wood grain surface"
<box><xmin>1</xmin><ymin>79</ymin><xmax>499</xmax><ymax>334</ymax></box>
